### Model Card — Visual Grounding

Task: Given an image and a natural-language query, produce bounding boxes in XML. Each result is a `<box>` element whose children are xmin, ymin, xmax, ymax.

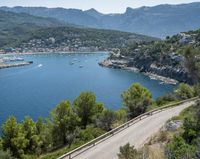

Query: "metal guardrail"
<box><xmin>58</xmin><ymin>97</ymin><xmax>199</xmax><ymax>159</ymax></box>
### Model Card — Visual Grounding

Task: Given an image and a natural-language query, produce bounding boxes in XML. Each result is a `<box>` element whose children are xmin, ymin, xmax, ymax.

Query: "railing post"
<box><xmin>112</xmin><ymin>132</ymin><xmax>114</xmax><ymax>136</ymax></box>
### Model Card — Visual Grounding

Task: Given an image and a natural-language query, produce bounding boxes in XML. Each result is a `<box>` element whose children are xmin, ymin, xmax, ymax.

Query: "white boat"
<box><xmin>79</xmin><ymin>65</ymin><xmax>83</xmax><ymax>68</ymax></box>
<box><xmin>38</xmin><ymin>64</ymin><xmax>43</xmax><ymax>67</ymax></box>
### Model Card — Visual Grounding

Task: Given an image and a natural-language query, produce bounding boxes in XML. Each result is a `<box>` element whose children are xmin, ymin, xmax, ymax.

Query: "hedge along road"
<box><xmin>61</xmin><ymin>100</ymin><xmax>196</xmax><ymax>159</ymax></box>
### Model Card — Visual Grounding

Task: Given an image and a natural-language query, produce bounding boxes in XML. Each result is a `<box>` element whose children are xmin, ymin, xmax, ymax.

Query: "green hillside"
<box><xmin>0</xmin><ymin>10</ymin><xmax>157</xmax><ymax>52</ymax></box>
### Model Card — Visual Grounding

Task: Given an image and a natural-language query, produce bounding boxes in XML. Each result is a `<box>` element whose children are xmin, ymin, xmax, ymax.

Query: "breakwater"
<box><xmin>0</xmin><ymin>61</ymin><xmax>33</xmax><ymax>69</ymax></box>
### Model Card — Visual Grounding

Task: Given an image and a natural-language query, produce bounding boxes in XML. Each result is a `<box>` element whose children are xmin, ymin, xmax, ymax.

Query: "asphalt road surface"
<box><xmin>64</xmin><ymin>101</ymin><xmax>195</xmax><ymax>159</ymax></box>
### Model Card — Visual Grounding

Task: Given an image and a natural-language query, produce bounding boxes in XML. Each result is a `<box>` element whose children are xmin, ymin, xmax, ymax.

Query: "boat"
<box><xmin>38</xmin><ymin>64</ymin><xmax>43</xmax><ymax>67</ymax></box>
<box><xmin>13</xmin><ymin>57</ymin><xmax>24</xmax><ymax>61</ymax></box>
<box><xmin>9</xmin><ymin>57</ymin><xmax>24</xmax><ymax>62</ymax></box>
<box><xmin>2</xmin><ymin>57</ymin><xmax>24</xmax><ymax>62</ymax></box>
<box><xmin>79</xmin><ymin>65</ymin><xmax>83</xmax><ymax>68</ymax></box>
<box><xmin>69</xmin><ymin>62</ymin><xmax>74</xmax><ymax>65</ymax></box>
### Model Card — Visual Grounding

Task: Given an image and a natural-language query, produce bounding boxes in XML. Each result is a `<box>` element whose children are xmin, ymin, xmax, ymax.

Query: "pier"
<box><xmin>0</xmin><ymin>61</ymin><xmax>33</xmax><ymax>69</ymax></box>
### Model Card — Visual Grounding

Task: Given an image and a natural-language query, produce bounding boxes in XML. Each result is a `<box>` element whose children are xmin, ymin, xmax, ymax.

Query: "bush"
<box><xmin>118</xmin><ymin>143</ymin><xmax>140</xmax><ymax>159</ymax></box>
<box><xmin>166</xmin><ymin>136</ymin><xmax>195</xmax><ymax>159</ymax></box>
<box><xmin>156</xmin><ymin>93</ymin><xmax>177</xmax><ymax>106</ymax></box>
<box><xmin>0</xmin><ymin>150</ymin><xmax>12</xmax><ymax>159</ymax></box>
<box><xmin>76</xmin><ymin>126</ymin><xmax>105</xmax><ymax>143</ymax></box>
<box><xmin>174</xmin><ymin>83</ymin><xmax>195</xmax><ymax>100</ymax></box>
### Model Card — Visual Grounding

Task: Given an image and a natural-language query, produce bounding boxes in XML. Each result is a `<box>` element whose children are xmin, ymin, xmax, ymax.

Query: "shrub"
<box><xmin>166</xmin><ymin>136</ymin><xmax>195</xmax><ymax>159</ymax></box>
<box><xmin>0</xmin><ymin>150</ymin><xmax>12</xmax><ymax>159</ymax></box>
<box><xmin>156</xmin><ymin>93</ymin><xmax>177</xmax><ymax>106</ymax></box>
<box><xmin>174</xmin><ymin>83</ymin><xmax>195</xmax><ymax>100</ymax></box>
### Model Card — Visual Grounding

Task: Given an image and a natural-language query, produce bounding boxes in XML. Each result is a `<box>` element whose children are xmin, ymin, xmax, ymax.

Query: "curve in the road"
<box><xmin>64</xmin><ymin>101</ymin><xmax>195</xmax><ymax>159</ymax></box>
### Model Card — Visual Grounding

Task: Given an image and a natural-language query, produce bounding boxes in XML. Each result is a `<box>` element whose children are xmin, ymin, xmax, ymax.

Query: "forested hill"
<box><xmin>1</xmin><ymin>2</ymin><xmax>200</xmax><ymax>38</ymax></box>
<box><xmin>100</xmin><ymin>29</ymin><xmax>200</xmax><ymax>84</ymax></box>
<box><xmin>0</xmin><ymin>10</ymin><xmax>157</xmax><ymax>53</ymax></box>
<box><xmin>0</xmin><ymin>10</ymin><xmax>67</xmax><ymax>48</ymax></box>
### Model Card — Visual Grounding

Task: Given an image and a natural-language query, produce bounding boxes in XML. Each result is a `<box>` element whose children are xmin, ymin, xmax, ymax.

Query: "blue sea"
<box><xmin>0</xmin><ymin>53</ymin><xmax>175</xmax><ymax>124</ymax></box>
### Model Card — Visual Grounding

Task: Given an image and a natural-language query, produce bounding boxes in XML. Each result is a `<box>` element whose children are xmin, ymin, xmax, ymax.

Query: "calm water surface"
<box><xmin>0</xmin><ymin>53</ymin><xmax>175</xmax><ymax>124</ymax></box>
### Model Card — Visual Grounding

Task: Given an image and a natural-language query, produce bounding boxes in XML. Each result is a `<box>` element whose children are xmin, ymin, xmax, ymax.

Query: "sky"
<box><xmin>0</xmin><ymin>0</ymin><xmax>199</xmax><ymax>13</ymax></box>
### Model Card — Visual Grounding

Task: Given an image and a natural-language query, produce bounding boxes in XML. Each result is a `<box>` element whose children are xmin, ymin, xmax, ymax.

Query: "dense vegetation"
<box><xmin>0</xmin><ymin>10</ymin><xmax>67</xmax><ymax>48</ymax></box>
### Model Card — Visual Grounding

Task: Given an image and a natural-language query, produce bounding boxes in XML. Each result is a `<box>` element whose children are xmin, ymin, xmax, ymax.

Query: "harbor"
<box><xmin>0</xmin><ymin>56</ymin><xmax>33</xmax><ymax>69</ymax></box>
<box><xmin>0</xmin><ymin>61</ymin><xmax>33</xmax><ymax>69</ymax></box>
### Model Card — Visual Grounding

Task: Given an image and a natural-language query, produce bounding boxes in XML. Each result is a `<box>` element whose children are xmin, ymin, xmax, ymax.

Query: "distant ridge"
<box><xmin>0</xmin><ymin>10</ymin><xmax>157</xmax><ymax>50</ymax></box>
<box><xmin>1</xmin><ymin>2</ymin><xmax>200</xmax><ymax>38</ymax></box>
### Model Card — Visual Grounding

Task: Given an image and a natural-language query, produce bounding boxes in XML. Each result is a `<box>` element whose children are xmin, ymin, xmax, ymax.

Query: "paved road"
<box><xmin>65</xmin><ymin>101</ymin><xmax>195</xmax><ymax>159</ymax></box>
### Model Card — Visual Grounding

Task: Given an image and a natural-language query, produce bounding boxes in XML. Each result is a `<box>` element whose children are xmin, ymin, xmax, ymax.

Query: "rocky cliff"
<box><xmin>99</xmin><ymin>29</ymin><xmax>200</xmax><ymax>84</ymax></box>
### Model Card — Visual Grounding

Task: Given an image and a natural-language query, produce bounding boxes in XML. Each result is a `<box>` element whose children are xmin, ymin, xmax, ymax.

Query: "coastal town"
<box><xmin>1</xmin><ymin>37</ymin><xmax>102</xmax><ymax>54</ymax></box>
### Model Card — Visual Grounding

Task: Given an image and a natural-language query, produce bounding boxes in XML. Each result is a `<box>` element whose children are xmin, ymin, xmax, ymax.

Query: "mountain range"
<box><xmin>0</xmin><ymin>10</ymin><xmax>155</xmax><ymax>51</ymax></box>
<box><xmin>1</xmin><ymin>2</ymin><xmax>200</xmax><ymax>38</ymax></box>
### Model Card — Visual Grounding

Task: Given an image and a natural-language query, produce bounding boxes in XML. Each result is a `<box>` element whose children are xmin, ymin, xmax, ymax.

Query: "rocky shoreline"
<box><xmin>0</xmin><ymin>61</ymin><xmax>33</xmax><ymax>69</ymax></box>
<box><xmin>99</xmin><ymin>59</ymin><xmax>179</xmax><ymax>85</ymax></box>
<box><xmin>0</xmin><ymin>51</ymin><xmax>107</xmax><ymax>56</ymax></box>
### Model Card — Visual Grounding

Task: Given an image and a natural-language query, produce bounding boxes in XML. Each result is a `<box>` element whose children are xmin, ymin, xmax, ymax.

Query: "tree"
<box><xmin>118</xmin><ymin>143</ymin><xmax>139</xmax><ymax>159</ymax></box>
<box><xmin>73</xmin><ymin>92</ymin><xmax>98</xmax><ymax>128</ymax></box>
<box><xmin>175</xmin><ymin>83</ymin><xmax>195</xmax><ymax>100</ymax></box>
<box><xmin>22</xmin><ymin>116</ymin><xmax>41</xmax><ymax>154</ymax></box>
<box><xmin>35</xmin><ymin>117</ymin><xmax>53</xmax><ymax>153</ymax></box>
<box><xmin>115</xmin><ymin>108</ymin><xmax>127</xmax><ymax>125</ymax></box>
<box><xmin>51</xmin><ymin>100</ymin><xmax>79</xmax><ymax>146</ymax></box>
<box><xmin>96</xmin><ymin>109</ymin><xmax>116</xmax><ymax>131</ymax></box>
<box><xmin>2</xmin><ymin>116</ymin><xmax>28</xmax><ymax>158</ymax></box>
<box><xmin>122</xmin><ymin>83</ymin><xmax>152</xmax><ymax>118</ymax></box>
<box><xmin>94</xmin><ymin>102</ymin><xmax>104</xmax><ymax>115</ymax></box>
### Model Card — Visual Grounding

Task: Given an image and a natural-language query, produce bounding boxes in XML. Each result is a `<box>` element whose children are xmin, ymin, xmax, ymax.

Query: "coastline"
<box><xmin>0</xmin><ymin>52</ymin><xmax>178</xmax><ymax>85</ymax></box>
<box><xmin>99</xmin><ymin>59</ymin><xmax>178</xmax><ymax>85</ymax></box>
<box><xmin>0</xmin><ymin>51</ymin><xmax>107</xmax><ymax>69</ymax></box>
<box><xmin>0</xmin><ymin>51</ymin><xmax>108</xmax><ymax>56</ymax></box>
